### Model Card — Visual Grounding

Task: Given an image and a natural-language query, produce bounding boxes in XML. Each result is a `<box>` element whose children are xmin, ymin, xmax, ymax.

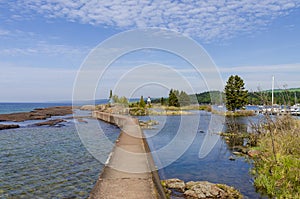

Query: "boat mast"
<box><xmin>272</xmin><ymin>76</ymin><xmax>274</xmax><ymax>106</ymax></box>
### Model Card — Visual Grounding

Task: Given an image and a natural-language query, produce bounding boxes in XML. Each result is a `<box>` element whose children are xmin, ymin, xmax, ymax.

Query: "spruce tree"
<box><xmin>168</xmin><ymin>89</ymin><xmax>179</xmax><ymax>107</ymax></box>
<box><xmin>178</xmin><ymin>91</ymin><xmax>190</xmax><ymax>106</ymax></box>
<box><xmin>224</xmin><ymin>75</ymin><xmax>248</xmax><ymax>111</ymax></box>
<box><xmin>139</xmin><ymin>96</ymin><xmax>146</xmax><ymax>108</ymax></box>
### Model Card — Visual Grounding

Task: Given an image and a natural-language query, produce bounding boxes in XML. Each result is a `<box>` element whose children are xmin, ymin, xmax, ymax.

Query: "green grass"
<box><xmin>252</xmin><ymin>115</ymin><xmax>300</xmax><ymax>198</ymax></box>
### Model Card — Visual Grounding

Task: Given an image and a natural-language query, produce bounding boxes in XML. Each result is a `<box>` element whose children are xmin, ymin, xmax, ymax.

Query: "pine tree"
<box><xmin>160</xmin><ymin>97</ymin><xmax>165</xmax><ymax>105</ymax></box>
<box><xmin>178</xmin><ymin>91</ymin><xmax>190</xmax><ymax>106</ymax></box>
<box><xmin>139</xmin><ymin>96</ymin><xmax>146</xmax><ymax>108</ymax></box>
<box><xmin>224</xmin><ymin>75</ymin><xmax>248</xmax><ymax>111</ymax></box>
<box><xmin>168</xmin><ymin>89</ymin><xmax>179</xmax><ymax>107</ymax></box>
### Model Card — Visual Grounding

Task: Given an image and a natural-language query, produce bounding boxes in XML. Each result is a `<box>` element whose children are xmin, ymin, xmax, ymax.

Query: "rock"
<box><xmin>232</xmin><ymin>146</ymin><xmax>249</xmax><ymax>154</ymax></box>
<box><xmin>161</xmin><ymin>178</ymin><xmax>186</xmax><ymax>192</ymax></box>
<box><xmin>184</xmin><ymin>189</ymin><xmax>199</xmax><ymax>198</ymax></box>
<box><xmin>80</xmin><ymin>105</ymin><xmax>95</xmax><ymax>111</ymax></box>
<box><xmin>0</xmin><ymin>124</ymin><xmax>20</xmax><ymax>130</ymax></box>
<box><xmin>229</xmin><ymin>156</ymin><xmax>236</xmax><ymax>161</ymax></box>
<box><xmin>186</xmin><ymin>181</ymin><xmax>199</xmax><ymax>189</ymax></box>
<box><xmin>0</xmin><ymin>106</ymin><xmax>73</xmax><ymax>122</ymax></box>
<box><xmin>34</xmin><ymin>119</ymin><xmax>66</xmax><ymax>126</ymax></box>
<box><xmin>139</xmin><ymin>120</ymin><xmax>159</xmax><ymax>129</ymax></box>
<box><xmin>247</xmin><ymin>150</ymin><xmax>260</xmax><ymax>157</ymax></box>
<box><xmin>216</xmin><ymin>183</ymin><xmax>243</xmax><ymax>199</ymax></box>
<box><xmin>184</xmin><ymin>181</ymin><xmax>243</xmax><ymax>199</ymax></box>
<box><xmin>233</xmin><ymin>151</ymin><xmax>242</xmax><ymax>156</ymax></box>
<box><xmin>162</xmin><ymin>179</ymin><xmax>243</xmax><ymax>199</ymax></box>
<box><xmin>77</xmin><ymin>118</ymin><xmax>88</xmax><ymax>123</ymax></box>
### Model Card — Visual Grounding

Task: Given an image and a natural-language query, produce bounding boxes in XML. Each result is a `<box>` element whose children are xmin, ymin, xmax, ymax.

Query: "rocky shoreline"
<box><xmin>0</xmin><ymin>106</ymin><xmax>73</xmax><ymax>122</ymax></box>
<box><xmin>161</xmin><ymin>178</ymin><xmax>243</xmax><ymax>199</ymax></box>
<box><xmin>0</xmin><ymin>106</ymin><xmax>74</xmax><ymax>130</ymax></box>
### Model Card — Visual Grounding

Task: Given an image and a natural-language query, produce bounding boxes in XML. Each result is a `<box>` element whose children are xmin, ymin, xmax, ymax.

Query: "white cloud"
<box><xmin>7</xmin><ymin>0</ymin><xmax>300</xmax><ymax>42</ymax></box>
<box><xmin>0</xmin><ymin>41</ymin><xmax>90</xmax><ymax>57</ymax></box>
<box><xmin>221</xmin><ymin>63</ymin><xmax>300</xmax><ymax>91</ymax></box>
<box><xmin>0</xmin><ymin>29</ymin><xmax>10</xmax><ymax>36</ymax></box>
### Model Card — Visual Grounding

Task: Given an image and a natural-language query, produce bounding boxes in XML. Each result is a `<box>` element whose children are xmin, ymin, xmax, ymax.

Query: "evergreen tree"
<box><xmin>178</xmin><ymin>90</ymin><xmax>190</xmax><ymax>106</ymax></box>
<box><xmin>109</xmin><ymin>89</ymin><xmax>113</xmax><ymax>99</ymax></box>
<box><xmin>139</xmin><ymin>96</ymin><xmax>146</xmax><ymax>108</ymax></box>
<box><xmin>160</xmin><ymin>97</ymin><xmax>165</xmax><ymax>105</ymax></box>
<box><xmin>224</xmin><ymin>75</ymin><xmax>248</xmax><ymax>111</ymax></box>
<box><xmin>168</xmin><ymin>89</ymin><xmax>179</xmax><ymax>107</ymax></box>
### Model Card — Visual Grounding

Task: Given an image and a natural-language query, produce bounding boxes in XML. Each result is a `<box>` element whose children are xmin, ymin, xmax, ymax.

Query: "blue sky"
<box><xmin>0</xmin><ymin>0</ymin><xmax>300</xmax><ymax>102</ymax></box>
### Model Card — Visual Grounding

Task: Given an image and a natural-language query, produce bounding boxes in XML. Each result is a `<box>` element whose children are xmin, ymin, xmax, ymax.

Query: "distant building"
<box><xmin>147</xmin><ymin>96</ymin><xmax>151</xmax><ymax>105</ymax></box>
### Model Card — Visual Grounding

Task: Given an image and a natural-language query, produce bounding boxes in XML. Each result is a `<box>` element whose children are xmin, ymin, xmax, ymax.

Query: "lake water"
<box><xmin>0</xmin><ymin>103</ymin><xmax>120</xmax><ymax>198</ymax></box>
<box><xmin>1</xmin><ymin>103</ymin><xmax>267</xmax><ymax>198</ymax></box>
<box><xmin>140</xmin><ymin>111</ymin><xmax>265</xmax><ymax>199</ymax></box>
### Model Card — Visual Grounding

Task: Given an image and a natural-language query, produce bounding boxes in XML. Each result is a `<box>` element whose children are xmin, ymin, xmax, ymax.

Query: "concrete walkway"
<box><xmin>90</xmin><ymin>112</ymin><xmax>164</xmax><ymax>199</ymax></box>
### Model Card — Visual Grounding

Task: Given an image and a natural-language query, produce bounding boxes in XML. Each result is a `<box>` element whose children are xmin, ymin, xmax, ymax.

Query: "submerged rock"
<box><xmin>229</xmin><ymin>156</ymin><xmax>236</xmax><ymax>161</ymax></box>
<box><xmin>34</xmin><ymin>119</ymin><xmax>66</xmax><ymax>126</ymax></box>
<box><xmin>0</xmin><ymin>124</ymin><xmax>20</xmax><ymax>130</ymax></box>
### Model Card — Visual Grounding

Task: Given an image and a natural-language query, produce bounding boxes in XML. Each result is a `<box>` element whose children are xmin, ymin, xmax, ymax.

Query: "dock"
<box><xmin>90</xmin><ymin>111</ymin><xmax>166</xmax><ymax>199</ymax></box>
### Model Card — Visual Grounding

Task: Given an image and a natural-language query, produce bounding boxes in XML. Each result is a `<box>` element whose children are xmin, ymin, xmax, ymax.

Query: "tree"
<box><xmin>178</xmin><ymin>90</ymin><xmax>191</xmax><ymax>106</ymax></box>
<box><xmin>224</xmin><ymin>75</ymin><xmax>248</xmax><ymax>111</ymax></box>
<box><xmin>109</xmin><ymin>89</ymin><xmax>113</xmax><ymax>99</ymax></box>
<box><xmin>160</xmin><ymin>97</ymin><xmax>165</xmax><ymax>105</ymax></box>
<box><xmin>139</xmin><ymin>96</ymin><xmax>146</xmax><ymax>108</ymax></box>
<box><xmin>168</xmin><ymin>89</ymin><xmax>179</xmax><ymax>107</ymax></box>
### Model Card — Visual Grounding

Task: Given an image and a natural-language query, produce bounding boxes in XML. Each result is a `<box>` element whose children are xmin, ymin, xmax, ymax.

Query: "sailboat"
<box><xmin>291</xmin><ymin>92</ymin><xmax>300</xmax><ymax>115</ymax></box>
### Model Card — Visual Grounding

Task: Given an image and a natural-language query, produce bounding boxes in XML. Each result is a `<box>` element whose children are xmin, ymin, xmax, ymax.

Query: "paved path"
<box><xmin>90</xmin><ymin>112</ymin><xmax>163</xmax><ymax>199</ymax></box>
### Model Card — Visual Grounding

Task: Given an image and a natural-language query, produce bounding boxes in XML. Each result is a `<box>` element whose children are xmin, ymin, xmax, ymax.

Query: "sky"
<box><xmin>0</xmin><ymin>0</ymin><xmax>300</xmax><ymax>102</ymax></box>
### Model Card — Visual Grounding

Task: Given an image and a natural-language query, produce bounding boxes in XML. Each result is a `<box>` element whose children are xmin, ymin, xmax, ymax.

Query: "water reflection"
<box><xmin>142</xmin><ymin>111</ymin><xmax>265</xmax><ymax>199</ymax></box>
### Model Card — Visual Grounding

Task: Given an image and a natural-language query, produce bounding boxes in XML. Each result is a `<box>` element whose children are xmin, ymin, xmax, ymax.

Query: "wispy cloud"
<box><xmin>221</xmin><ymin>63</ymin><xmax>300</xmax><ymax>73</ymax></box>
<box><xmin>221</xmin><ymin>63</ymin><xmax>300</xmax><ymax>90</ymax></box>
<box><xmin>0</xmin><ymin>42</ymin><xmax>89</xmax><ymax>57</ymax></box>
<box><xmin>7</xmin><ymin>0</ymin><xmax>300</xmax><ymax>42</ymax></box>
<box><xmin>0</xmin><ymin>28</ymin><xmax>10</xmax><ymax>36</ymax></box>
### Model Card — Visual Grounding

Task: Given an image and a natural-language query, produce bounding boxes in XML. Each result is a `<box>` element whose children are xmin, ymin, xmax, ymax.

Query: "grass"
<box><xmin>212</xmin><ymin>109</ymin><xmax>256</xmax><ymax>117</ymax></box>
<box><xmin>251</xmin><ymin>115</ymin><xmax>300</xmax><ymax>198</ymax></box>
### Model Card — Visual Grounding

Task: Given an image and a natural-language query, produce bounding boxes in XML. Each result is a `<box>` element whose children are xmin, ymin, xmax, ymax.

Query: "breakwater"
<box><xmin>91</xmin><ymin>111</ymin><xmax>166</xmax><ymax>199</ymax></box>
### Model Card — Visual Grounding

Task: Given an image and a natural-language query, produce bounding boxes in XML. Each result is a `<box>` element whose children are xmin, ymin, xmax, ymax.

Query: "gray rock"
<box><xmin>184</xmin><ymin>181</ymin><xmax>243</xmax><ymax>199</ymax></box>
<box><xmin>162</xmin><ymin>178</ymin><xmax>186</xmax><ymax>192</ymax></box>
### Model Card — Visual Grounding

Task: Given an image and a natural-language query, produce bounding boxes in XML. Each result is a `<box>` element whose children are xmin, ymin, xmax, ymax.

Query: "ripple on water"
<box><xmin>0</xmin><ymin>118</ymin><xmax>119</xmax><ymax>198</ymax></box>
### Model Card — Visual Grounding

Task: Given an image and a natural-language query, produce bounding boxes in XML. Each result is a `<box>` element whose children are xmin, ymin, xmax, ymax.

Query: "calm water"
<box><xmin>0</xmin><ymin>103</ymin><xmax>72</xmax><ymax>114</ymax></box>
<box><xmin>0</xmin><ymin>104</ymin><xmax>120</xmax><ymax>198</ymax></box>
<box><xmin>141</xmin><ymin>111</ymin><xmax>264</xmax><ymax>199</ymax></box>
<box><xmin>1</xmin><ymin>103</ymin><xmax>272</xmax><ymax>198</ymax></box>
